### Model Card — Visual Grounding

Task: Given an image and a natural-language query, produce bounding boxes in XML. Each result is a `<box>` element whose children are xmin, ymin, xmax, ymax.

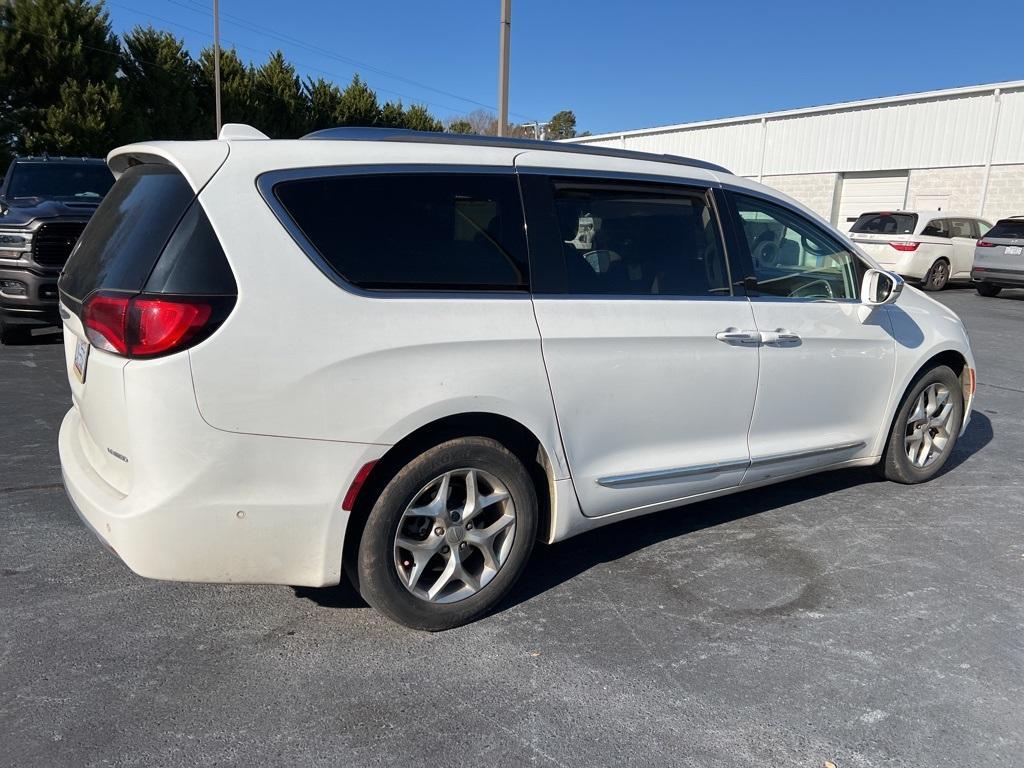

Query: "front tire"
<box><xmin>922</xmin><ymin>259</ymin><xmax>950</xmax><ymax>291</ymax></box>
<box><xmin>356</xmin><ymin>437</ymin><xmax>537</xmax><ymax>631</ymax></box>
<box><xmin>976</xmin><ymin>282</ymin><xmax>1002</xmax><ymax>297</ymax></box>
<box><xmin>878</xmin><ymin>365</ymin><xmax>963</xmax><ymax>483</ymax></box>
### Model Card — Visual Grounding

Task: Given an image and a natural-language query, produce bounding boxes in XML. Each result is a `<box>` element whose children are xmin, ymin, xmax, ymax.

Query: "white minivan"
<box><xmin>848</xmin><ymin>210</ymin><xmax>992</xmax><ymax>290</ymax></box>
<box><xmin>58</xmin><ymin>127</ymin><xmax>976</xmax><ymax>629</ymax></box>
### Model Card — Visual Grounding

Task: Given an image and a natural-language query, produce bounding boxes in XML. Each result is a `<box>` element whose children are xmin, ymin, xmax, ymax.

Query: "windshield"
<box><xmin>6</xmin><ymin>162</ymin><xmax>114</xmax><ymax>201</ymax></box>
<box><xmin>850</xmin><ymin>212</ymin><xmax>918</xmax><ymax>235</ymax></box>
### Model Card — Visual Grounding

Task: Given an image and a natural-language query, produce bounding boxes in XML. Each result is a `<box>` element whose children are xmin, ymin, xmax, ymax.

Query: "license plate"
<box><xmin>73</xmin><ymin>337</ymin><xmax>90</xmax><ymax>383</ymax></box>
<box><xmin>1005</xmin><ymin>246</ymin><xmax>1022</xmax><ymax>256</ymax></box>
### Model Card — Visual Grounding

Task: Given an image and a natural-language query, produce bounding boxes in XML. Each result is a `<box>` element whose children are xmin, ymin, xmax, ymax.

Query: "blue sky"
<box><xmin>104</xmin><ymin>0</ymin><xmax>1024</xmax><ymax>135</ymax></box>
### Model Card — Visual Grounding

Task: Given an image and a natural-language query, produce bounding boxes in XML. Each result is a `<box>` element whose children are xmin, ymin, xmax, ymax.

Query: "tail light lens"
<box><xmin>889</xmin><ymin>241</ymin><xmax>920</xmax><ymax>252</ymax></box>
<box><xmin>976</xmin><ymin>240</ymin><xmax>996</xmax><ymax>247</ymax></box>
<box><xmin>83</xmin><ymin>291</ymin><xmax>233</xmax><ymax>359</ymax></box>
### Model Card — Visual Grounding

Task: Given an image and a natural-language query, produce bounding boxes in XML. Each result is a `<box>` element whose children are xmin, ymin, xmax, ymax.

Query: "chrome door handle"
<box><xmin>760</xmin><ymin>329</ymin><xmax>802</xmax><ymax>345</ymax></box>
<box><xmin>715</xmin><ymin>328</ymin><xmax>761</xmax><ymax>345</ymax></box>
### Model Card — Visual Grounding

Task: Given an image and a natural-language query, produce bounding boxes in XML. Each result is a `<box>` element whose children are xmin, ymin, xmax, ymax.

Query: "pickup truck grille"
<box><xmin>33</xmin><ymin>222</ymin><xmax>87</xmax><ymax>267</ymax></box>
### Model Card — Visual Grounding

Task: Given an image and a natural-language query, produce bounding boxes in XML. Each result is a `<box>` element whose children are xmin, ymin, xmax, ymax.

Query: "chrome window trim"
<box><xmin>596</xmin><ymin>441</ymin><xmax>866</xmax><ymax>487</ymax></box>
<box><xmin>256</xmin><ymin>164</ymin><xmax>534</xmax><ymax>301</ymax></box>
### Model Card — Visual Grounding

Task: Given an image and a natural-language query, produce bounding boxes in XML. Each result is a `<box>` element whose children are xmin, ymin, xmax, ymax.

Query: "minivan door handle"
<box><xmin>760</xmin><ymin>329</ymin><xmax>802</xmax><ymax>345</ymax></box>
<box><xmin>715</xmin><ymin>328</ymin><xmax>762</xmax><ymax>345</ymax></box>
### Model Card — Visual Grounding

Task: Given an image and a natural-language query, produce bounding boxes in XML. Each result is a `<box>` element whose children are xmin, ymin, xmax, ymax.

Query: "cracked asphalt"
<box><xmin>1</xmin><ymin>288</ymin><xmax>1022</xmax><ymax>767</ymax></box>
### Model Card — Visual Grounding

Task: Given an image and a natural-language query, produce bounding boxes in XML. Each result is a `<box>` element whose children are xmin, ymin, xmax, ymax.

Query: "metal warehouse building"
<box><xmin>566</xmin><ymin>81</ymin><xmax>1024</xmax><ymax>230</ymax></box>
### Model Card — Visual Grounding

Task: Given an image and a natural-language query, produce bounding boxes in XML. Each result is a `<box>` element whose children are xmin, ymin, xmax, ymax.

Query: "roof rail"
<box><xmin>301</xmin><ymin>127</ymin><xmax>731</xmax><ymax>175</ymax></box>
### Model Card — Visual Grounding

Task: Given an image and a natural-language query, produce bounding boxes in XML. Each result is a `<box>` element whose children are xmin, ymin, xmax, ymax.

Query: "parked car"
<box><xmin>972</xmin><ymin>217</ymin><xmax>1024</xmax><ymax>296</ymax></box>
<box><xmin>848</xmin><ymin>210</ymin><xmax>991</xmax><ymax>291</ymax></box>
<box><xmin>58</xmin><ymin>127</ymin><xmax>976</xmax><ymax>630</ymax></box>
<box><xmin>0</xmin><ymin>156</ymin><xmax>114</xmax><ymax>343</ymax></box>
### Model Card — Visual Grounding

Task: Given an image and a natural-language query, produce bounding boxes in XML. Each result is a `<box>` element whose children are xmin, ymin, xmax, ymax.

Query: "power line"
<box><xmin>165</xmin><ymin>0</ymin><xmax>537</xmax><ymax>121</ymax></box>
<box><xmin>107</xmin><ymin>1</ymin><xmax>476</xmax><ymax>117</ymax></box>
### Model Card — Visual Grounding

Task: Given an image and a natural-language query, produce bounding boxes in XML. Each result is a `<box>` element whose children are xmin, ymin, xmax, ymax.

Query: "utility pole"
<box><xmin>213</xmin><ymin>0</ymin><xmax>222</xmax><ymax>137</ymax></box>
<box><xmin>496</xmin><ymin>0</ymin><xmax>511</xmax><ymax>137</ymax></box>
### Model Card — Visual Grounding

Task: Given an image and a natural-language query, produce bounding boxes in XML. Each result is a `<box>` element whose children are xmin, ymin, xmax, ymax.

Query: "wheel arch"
<box><xmin>342</xmin><ymin>412</ymin><xmax>557</xmax><ymax>582</ymax></box>
<box><xmin>876</xmin><ymin>347</ymin><xmax>970</xmax><ymax>456</ymax></box>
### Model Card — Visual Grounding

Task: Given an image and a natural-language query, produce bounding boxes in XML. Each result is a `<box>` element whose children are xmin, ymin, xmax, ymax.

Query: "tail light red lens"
<box><xmin>889</xmin><ymin>241</ymin><xmax>920</xmax><ymax>252</ymax></box>
<box><xmin>130</xmin><ymin>298</ymin><xmax>212</xmax><ymax>357</ymax></box>
<box><xmin>83</xmin><ymin>292</ymin><xmax>231</xmax><ymax>359</ymax></box>
<box><xmin>976</xmin><ymin>240</ymin><xmax>996</xmax><ymax>247</ymax></box>
<box><xmin>83</xmin><ymin>294</ymin><xmax>130</xmax><ymax>354</ymax></box>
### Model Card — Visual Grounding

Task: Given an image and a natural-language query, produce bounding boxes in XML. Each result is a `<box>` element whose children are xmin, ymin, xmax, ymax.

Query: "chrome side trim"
<box><xmin>596</xmin><ymin>441</ymin><xmax>866</xmax><ymax>488</ymax></box>
<box><xmin>749</xmin><ymin>441</ymin><xmax>866</xmax><ymax>467</ymax></box>
<box><xmin>597</xmin><ymin>459</ymin><xmax>749</xmax><ymax>488</ymax></box>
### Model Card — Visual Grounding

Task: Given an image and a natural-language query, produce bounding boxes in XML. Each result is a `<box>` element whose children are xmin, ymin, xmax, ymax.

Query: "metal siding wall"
<box><xmin>993</xmin><ymin>88</ymin><xmax>1024</xmax><ymax>164</ymax></box>
<box><xmin>622</xmin><ymin>121</ymin><xmax>764</xmax><ymax>176</ymax></box>
<box><xmin>575</xmin><ymin>87</ymin><xmax>1024</xmax><ymax>175</ymax></box>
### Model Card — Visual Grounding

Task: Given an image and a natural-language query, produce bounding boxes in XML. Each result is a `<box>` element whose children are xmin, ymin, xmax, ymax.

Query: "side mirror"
<box><xmin>861</xmin><ymin>268</ymin><xmax>903</xmax><ymax>306</ymax></box>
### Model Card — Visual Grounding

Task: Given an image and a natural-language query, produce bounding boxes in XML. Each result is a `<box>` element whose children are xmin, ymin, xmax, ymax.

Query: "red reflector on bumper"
<box><xmin>342</xmin><ymin>461</ymin><xmax>378</xmax><ymax>511</ymax></box>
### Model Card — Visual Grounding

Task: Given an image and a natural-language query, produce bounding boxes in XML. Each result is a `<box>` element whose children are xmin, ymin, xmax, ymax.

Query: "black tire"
<box><xmin>877</xmin><ymin>365</ymin><xmax>964</xmax><ymax>484</ymax></box>
<box><xmin>976</xmin><ymin>282</ymin><xmax>1002</xmax><ymax>297</ymax></box>
<box><xmin>356</xmin><ymin>436</ymin><xmax>537</xmax><ymax>631</ymax></box>
<box><xmin>922</xmin><ymin>259</ymin><xmax>950</xmax><ymax>291</ymax></box>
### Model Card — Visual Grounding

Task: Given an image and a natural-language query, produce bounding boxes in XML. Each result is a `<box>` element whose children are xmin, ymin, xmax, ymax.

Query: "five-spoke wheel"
<box><xmin>355</xmin><ymin>436</ymin><xmax>537</xmax><ymax>631</ymax></box>
<box><xmin>394</xmin><ymin>468</ymin><xmax>516</xmax><ymax>603</ymax></box>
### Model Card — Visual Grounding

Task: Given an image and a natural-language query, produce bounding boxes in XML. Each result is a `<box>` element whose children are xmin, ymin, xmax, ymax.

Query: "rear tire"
<box><xmin>976</xmin><ymin>282</ymin><xmax>1002</xmax><ymax>297</ymax></box>
<box><xmin>878</xmin><ymin>365</ymin><xmax>963</xmax><ymax>484</ymax></box>
<box><xmin>356</xmin><ymin>437</ymin><xmax>537</xmax><ymax>631</ymax></box>
<box><xmin>922</xmin><ymin>259</ymin><xmax>950</xmax><ymax>291</ymax></box>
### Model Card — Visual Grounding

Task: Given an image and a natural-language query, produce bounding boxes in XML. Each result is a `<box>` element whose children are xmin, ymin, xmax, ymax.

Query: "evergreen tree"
<box><xmin>403</xmin><ymin>104</ymin><xmax>442</xmax><ymax>132</ymax></box>
<box><xmin>252</xmin><ymin>50</ymin><xmax>305</xmax><ymax>138</ymax></box>
<box><xmin>198</xmin><ymin>45</ymin><xmax>256</xmax><ymax>133</ymax></box>
<box><xmin>119</xmin><ymin>26</ymin><xmax>204</xmax><ymax>142</ymax></box>
<box><xmin>0</xmin><ymin>0</ymin><xmax>121</xmax><ymax>155</ymax></box>
<box><xmin>547</xmin><ymin>109</ymin><xmax>577</xmax><ymax>139</ymax></box>
<box><xmin>305</xmin><ymin>76</ymin><xmax>342</xmax><ymax>133</ymax></box>
<box><xmin>336</xmin><ymin>74</ymin><xmax>380</xmax><ymax>127</ymax></box>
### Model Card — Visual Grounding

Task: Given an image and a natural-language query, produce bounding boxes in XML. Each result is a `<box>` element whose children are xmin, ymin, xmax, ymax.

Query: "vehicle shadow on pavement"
<box><xmin>295</xmin><ymin>413</ymin><xmax>993</xmax><ymax>615</ymax></box>
<box><xmin>2</xmin><ymin>327</ymin><xmax>63</xmax><ymax>346</ymax></box>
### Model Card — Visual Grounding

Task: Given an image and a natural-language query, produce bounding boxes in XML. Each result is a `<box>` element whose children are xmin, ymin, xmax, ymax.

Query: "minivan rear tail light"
<box><xmin>83</xmin><ymin>291</ymin><xmax>233</xmax><ymax>359</ymax></box>
<box><xmin>889</xmin><ymin>241</ymin><xmax>920</xmax><ymax>252</ymax></box>
<box><xmin>130</xmin><ymin>297</ymin><xmax>212</xmax><ymax>357</ymax></box>
<box><xmin>976</xmin><ymin>240</ymin><xmax>996</xmax><ymax>247</ymax></box>
<box><xmin>83</xmin><ymin>294</ymin><xmax>130</xmax><ymax>354</ymax></box>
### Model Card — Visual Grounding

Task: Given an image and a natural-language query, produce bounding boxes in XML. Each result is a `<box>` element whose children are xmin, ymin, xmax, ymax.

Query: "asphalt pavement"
<box><xmin>1</xmin><ymin>287</ymin><xmax>1022</xmax><ymax>767</ymax></box>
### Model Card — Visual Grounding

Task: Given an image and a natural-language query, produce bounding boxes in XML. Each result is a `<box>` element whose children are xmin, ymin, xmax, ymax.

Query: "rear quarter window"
<box><xmin>269</xmin><ymin>173</ymin><xmax>529</xmax><ymax>291</ymax></box>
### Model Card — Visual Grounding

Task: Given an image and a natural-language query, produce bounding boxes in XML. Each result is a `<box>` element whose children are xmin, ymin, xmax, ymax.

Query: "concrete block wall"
<box><xmin>982</xmin><ymin>164</ymin><xmax>1024</xmax><ymax>222</ymax></box>
<box><xmin>906</xmin><ymin>167</ymin><xmax>986</xmax><ymax>215</ymax></box>
<box><xmin>760</xmin><ymin>173</ymin><xmax>839</xmax><ymax>220</ymax></box>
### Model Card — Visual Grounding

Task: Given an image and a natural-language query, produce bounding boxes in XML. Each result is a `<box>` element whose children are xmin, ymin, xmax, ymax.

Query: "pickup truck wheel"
<box><xmin>976</xmin><ymin>282</ymin><xmax>1002</xmax><ymax>297</ymax></box>
<box><xmin>922</xmin><ymin>259</ymin><xmax>950</xmax><ymax>291</ymax></box>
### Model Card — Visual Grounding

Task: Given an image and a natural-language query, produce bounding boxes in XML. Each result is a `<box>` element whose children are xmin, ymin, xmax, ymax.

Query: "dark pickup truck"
<box><xmin>0</xmin><ymin>156</ymin><xmax>114</xmax><ymax>344</ymax></box>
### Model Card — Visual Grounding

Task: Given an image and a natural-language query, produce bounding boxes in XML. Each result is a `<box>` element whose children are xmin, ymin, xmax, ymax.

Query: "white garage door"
<box><xmin>836</xmin><ymin>172</ymin><xmax>909</xmax><ymax>231</ymax></box>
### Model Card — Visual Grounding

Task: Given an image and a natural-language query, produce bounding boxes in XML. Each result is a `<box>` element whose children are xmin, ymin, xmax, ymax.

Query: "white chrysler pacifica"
<box><xmin>58</xmin><ymin>126</ymin><xmax>976</xmax><ymax>630</ymax></box>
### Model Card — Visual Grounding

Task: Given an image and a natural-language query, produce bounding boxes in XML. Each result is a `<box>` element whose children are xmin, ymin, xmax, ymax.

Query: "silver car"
<box><xmin>973</xmin><ymin>218</ymin><xmax>1024</xmax><ymax>296</ymax></box>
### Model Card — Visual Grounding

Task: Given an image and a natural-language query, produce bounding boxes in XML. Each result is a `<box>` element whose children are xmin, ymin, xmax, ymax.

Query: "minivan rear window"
<box><xmin>60</xmin><ymin>165</ymin><xmax>195</xmax><ymax>300</ymax></box>
<box><xmin>60</xmin><ymin>164</ymin><xmax>235</xmax><ymax>304</ymax></box>
<box><xmin>983</xmin><ymin>219</ymin><xmax>1024</xmax><ymax>240</ymax></box>
<box><xmin>849</xmin><ymin>212</ymin><xmax>918</xmax><ymax>235</ymax></box>
<box><xmin>271</xmin><ymin>173</ymin><xmax>529</xmax><ymax>291</ymax></box>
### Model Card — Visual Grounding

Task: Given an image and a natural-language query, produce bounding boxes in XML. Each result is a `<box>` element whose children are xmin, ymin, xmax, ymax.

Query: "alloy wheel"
<box><xmin>904</xmin><ymin>382</ymin><xmax>955</xmax><ymax>468</ymax></box>
<box><xmin>393</xmin><ymin>468</ymin><xmax>516</xmax><ymax>604</ymax></box>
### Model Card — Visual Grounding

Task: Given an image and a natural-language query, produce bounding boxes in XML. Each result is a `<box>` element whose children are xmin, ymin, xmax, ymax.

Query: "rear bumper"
<box><xmin>59</xmin><ymin>406</ymin><xmax>386</xmax><ymax>587</ymax></box>
<box><xmin>972</xmin><ymin>267</ymin><xmax>1024</xmax><ymax>286</ymax></box>
<box><xmin>0</xmin><ymin>264</ymin><xmax>60</xmax><ymax>326</ymax></box>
